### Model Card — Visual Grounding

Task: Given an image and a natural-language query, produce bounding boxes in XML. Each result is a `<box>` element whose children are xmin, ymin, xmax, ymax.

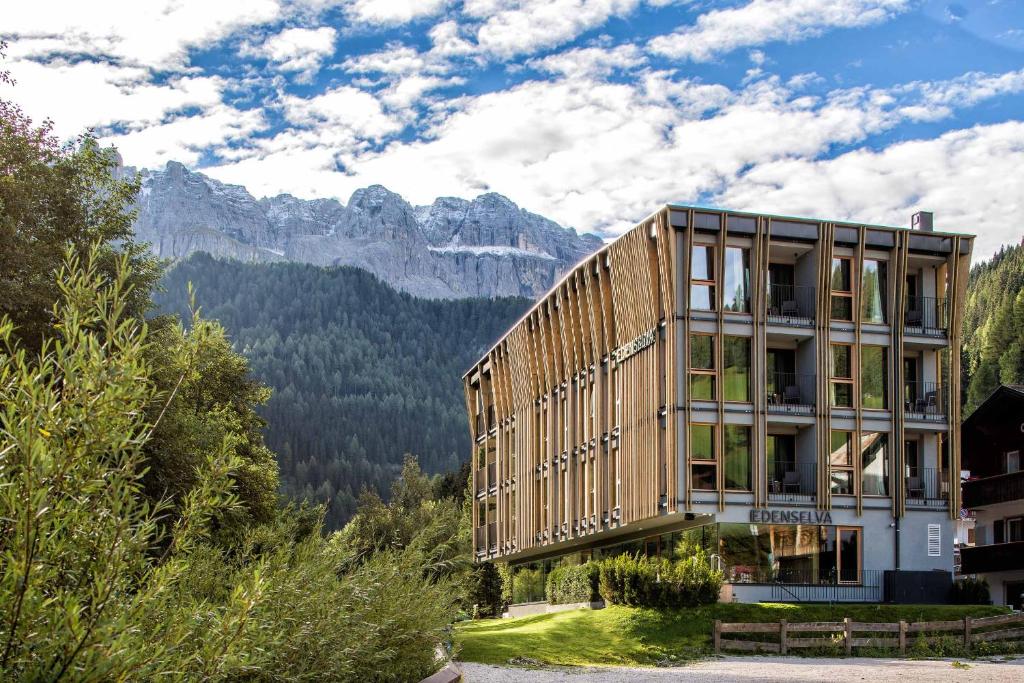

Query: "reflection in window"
<box><xmin>723</xmin><ymin>336</ymin><xmax>751</xmax><ymax>401</ymax></box>
<box><xmin>861</xmin><ymin>432</ymin><xmax>889</xmax><ymax>496</ymax></box>
<box><xmin>723</xmin><ymin>247</ymin><xmax>750</xmax><ymax>312</ymax></box>
<box><xmin>861</xmin><ymin>346</ymin><xmax>887</xmax><ymax>409</ymax></box>
<box><xmin>831</xmin><ymin>430</ymin><xmax>854</xmax><ymax>495</ymax></box>
<box><xmin>831</xmin><ymin>257</ymin><xmax>853</xmax><ymax>320</ymax></box>
<box><xmin>690</xmin><ymin>334</ymin><xmax>716</xmax><ymax>400</ymax></box>
<box><xmin>830</xmin><ymin>344</ymin><xmax>853</xmax><ymax>408</ymax></box>
<box><xmin>724</xmin><ymin>425</ymin><xmax>751</xmax><ymax>490</ymax></box>
<box><xmin>690</xmin><ymin>424</ymin><xmax>716</xmax><ymax>490</ymax></box>
<box><xmin>716</xmin><ymin>523</ymin><xmax>862</xmax><ymax>585</ymax></box>
<box><xmin>861</xmin><ymin>259</ymin><xmax>887</xmax><ymax>323</ymax></box>
<box><xmin>690</xmin><ymin>245</ymin><xmax>716</xmax><ymax>310</ymax></box>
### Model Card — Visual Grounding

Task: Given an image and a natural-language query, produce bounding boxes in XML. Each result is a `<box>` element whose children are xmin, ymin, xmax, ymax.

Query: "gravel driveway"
<box><xmin>459</xmin><ymin>656</ymin><xmax>1024</xmax><ymax>682</ymax></box>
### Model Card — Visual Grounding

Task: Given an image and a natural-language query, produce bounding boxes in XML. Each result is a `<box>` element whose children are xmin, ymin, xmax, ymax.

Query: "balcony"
<box><xmin>487</xmin><ymin>462</ymin><xmax>497</xmax><ymax>491</ymax></box>
<box><xmin>474</xmin><ymin>467</ymin><xmax>486</xmax><ymax>496</ymax></box>
<box><xmin>766</xmin><ymin>372</ymin><xmax>816</xmax><ymax>416</ymax></box>
<box><xmin>963</xmin><ymin>469</ymin><xmax>1024</xmax><ymax>508</ymax></box>
<box><xmin>487</xmin><ymin>522</ymin><xmax>497</xmax><ymax>552</ymax></box>
<box><xmin>474</xmin><ymin>526</ymin><xmax>486</xmax><ymax>552</ymax></box>
<box><xmin>767</xmin><ymin>284</ymin><xmax>815</xmax><ymax>326</ymax></box>
<box><xmin>905</xmin><ymin>468</ymin><xmax>948</xmax><ymax>508</ymax></box>
<box><xmin>960</xmin><ymin>541</ymin><xmax>1024</xmax><ymax>574</ymax></box>
<box><xmin>903</xmin><ymin>381</ymin><xmax>947</xmax><ymax>422</ymax></box>
<box><xmin>767</xmin><ymin>461</ymin><xmax>817</xmax><ymax>503</ymax></box>
<box><xmin>905</xmin><ymin>296</ymin><xmax>947</xmax><ymax>337</ymax></box>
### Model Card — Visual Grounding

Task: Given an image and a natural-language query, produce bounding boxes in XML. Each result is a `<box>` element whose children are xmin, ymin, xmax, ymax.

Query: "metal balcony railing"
<box><xmin>767</xmin><ymin>461</ymin><xmax>817</xmax><ymax>503</ymax></box>
<box><xmin>768</xmin><ymin>569</ymin><xmax>884</xmax><ymax>602</ymax></box>
<box><xmin>904</xmin><ymin>296</ymin><xmax>947</xmax><ymax>335</ymax></box>
<box><xmin>766</xmin><ymin>372</ymin><xmax>816</xmax><ymax>415</ymax></box>
<box><xmin>905</xmin><ymin>468</ymin><xmax>948</xmax><ymax>507</ymax></box>
<box><xmin>767</xmin><ymin>285</ymin><xmax>815</xmax><ymax>325</ymax></box>
<box><xmin>903</xmin><ymin>381</ymin><xmax>947</xmax><ymax>420</ymax></box>
<box><xmin>963</xmin><ymin>470</ymin><xmax>1024</xmax><ymax>508</ymax></box>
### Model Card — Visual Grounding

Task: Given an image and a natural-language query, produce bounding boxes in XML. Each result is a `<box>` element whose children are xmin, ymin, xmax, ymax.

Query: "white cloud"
<box><xmin>281</xmin><ymin>85</ymin><xmax>402</xmax><ymax>140</ymax></box>
<box><xmin>650</xmin><ymin>0</ymin><xmax>911</xmax><ymax>61</ymax></box>
<box><xmin>714</xmin><ymin>122</ymin><xmax>1024</xmax><ymax>260</ymax></box>
<box><xmin>245</xmin><ymin>26</ymin><xmax>337</xmax><ymax>81</ymax></box>
<box><xmin>528</xmin><ymin>43</ymin><xmax>645</xmax><ymax>78</ymax></box>
<box><xmin>344</xmin><ymin>0</ymin><xmax>449</xmax><ymax>24</ymax></box>
<box><xmin>3</xmin><ymin>0</ymin><xmax>281</xmax><ymax>70</ymax></box>
<box><xmin>467</xmin><ymin>0</ymin><xmax>642</xmax><ymax>59</ymax></box>
<box><xmin>4</xmin><ymin>58</ymin><xmax>226</xmax><ymax>139</ymax></box>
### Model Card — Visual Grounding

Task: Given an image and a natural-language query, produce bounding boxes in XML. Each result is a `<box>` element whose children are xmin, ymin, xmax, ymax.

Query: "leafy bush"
<box><xmin>546</xmin><ymin>563</ymin><xmax>599</xmax><ymax>604</ymax></box>
<box><xmin>597</xmin><ymin>551</ymin><xmax>722</xmax><ymax>609</ymax></box>
<box><xmin>949</xmin><ymin>577</ymin><xmax>991</xmax><ymax>604</ymax></box>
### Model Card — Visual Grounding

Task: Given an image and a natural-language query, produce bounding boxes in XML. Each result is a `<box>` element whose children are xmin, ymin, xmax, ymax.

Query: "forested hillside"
<box><xmin>155</xmin><ymin>254</ymin><xmax>529</xmax><ymax>528</ymax></box>
<box><xmin>962</xmin><ymin>241</ymin><xmax>1024</xmax><ymax>415</ymax></box>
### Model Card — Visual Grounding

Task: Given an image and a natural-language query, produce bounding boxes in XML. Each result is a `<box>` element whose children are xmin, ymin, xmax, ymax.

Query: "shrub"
<box><xmin>546</xmin><ymin>563</ymin><xmax>598</xmax><ymax>604</ymax></box>
<box><xmin>511</xmin><ymin>567</ymin><xmax>545</xmax><ymax>603</ymax></box>
<box><xmin>596</xmin><ymin>551</ymin><xmax>722</xmax><ymax>609</ymax></box>
<box><xmin>949</xmin><ymin>577</ymin><xmax>991</xmax><ymax>604</ymax></box>
<box><xmin>470</xmin><ymin>561</ymin><xmax>505</xmax><ymax>617</ymax></box>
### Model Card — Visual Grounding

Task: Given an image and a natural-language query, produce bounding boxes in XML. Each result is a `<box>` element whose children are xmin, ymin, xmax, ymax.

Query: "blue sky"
<box><xmin>3</xmin><ymin>0</ymin><xmax>1024</xmax><ymax>259</ymax></box>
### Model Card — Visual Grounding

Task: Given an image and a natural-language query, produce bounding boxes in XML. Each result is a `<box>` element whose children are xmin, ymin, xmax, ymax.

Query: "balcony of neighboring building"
<box><xmin>963</xmin><ymin>469</ymin><xmax>1024</xmax><ymax>509</ymax></box>
<box><xmin>960</xmin><ymin>541</ymin><xmax>1024</xmax><ymax>574</ymax></box>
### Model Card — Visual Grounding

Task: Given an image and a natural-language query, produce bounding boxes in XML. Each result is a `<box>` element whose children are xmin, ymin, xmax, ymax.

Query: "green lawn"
<box><xmin>455</xmin><ymin>603</ymin><xmax>1009</xmax><ymax>666</ymax></box>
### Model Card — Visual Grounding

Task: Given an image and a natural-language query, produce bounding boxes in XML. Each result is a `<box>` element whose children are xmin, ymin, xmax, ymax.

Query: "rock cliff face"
<box><xmin>130</xmin><ymin>162</ymin><xmax>603</xmax><ymax>299</ymax></box>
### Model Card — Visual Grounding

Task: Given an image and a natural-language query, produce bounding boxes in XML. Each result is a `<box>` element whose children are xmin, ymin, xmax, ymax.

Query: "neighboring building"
<box><xmin>464</xmin><ymin>205</ymin><xmax>973</xmax><ymax>603</ymax></box>
<box><xmin>961</xmin><ymin>385</ymin><xmax>1024</xmax><ymax>610</ymax></box>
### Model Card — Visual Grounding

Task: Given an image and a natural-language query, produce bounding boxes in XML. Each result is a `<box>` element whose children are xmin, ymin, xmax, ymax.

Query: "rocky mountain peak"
<box><xmin>130</xmin><ymin>161</ymin><xmax>605</xmax><ymax>299</ymax></box>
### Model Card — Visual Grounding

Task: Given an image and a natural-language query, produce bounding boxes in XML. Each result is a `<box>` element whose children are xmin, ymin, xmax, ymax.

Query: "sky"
<box><xmin>3</xmin><ymin>0</ymin><xmax>1024</xmax><ymax>260</ymax></box>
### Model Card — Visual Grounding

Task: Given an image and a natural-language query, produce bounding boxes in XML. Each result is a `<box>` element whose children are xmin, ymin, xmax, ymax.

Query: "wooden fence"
<box><xmin>714</xmin><ymin>612</ymin><xmax>1024</xmax><ymax>656</ymax></box>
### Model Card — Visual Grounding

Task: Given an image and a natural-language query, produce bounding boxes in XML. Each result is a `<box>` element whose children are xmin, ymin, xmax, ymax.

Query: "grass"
<box><xmin>455</xmin><ymin>603</ymin><xmax>1009</xmax><ymax>667</ymax></box>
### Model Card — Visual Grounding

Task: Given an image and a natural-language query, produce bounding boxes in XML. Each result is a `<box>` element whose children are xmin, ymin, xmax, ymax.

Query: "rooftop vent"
<box><xmin>911</xmin><ymin>211</ymin><xmax>934</xmax><ymax>232</ymax></box>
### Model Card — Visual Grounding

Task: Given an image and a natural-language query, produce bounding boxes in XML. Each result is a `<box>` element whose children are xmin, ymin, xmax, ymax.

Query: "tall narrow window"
<box><xmin>690</xmin><ymin>424</ymin><xmax>716</xmax><ymax>490</ymax></box>
<box><xmin>723</xmin><ymin>247</ymin><xmax>750</xmax><ymax>312</ymax></box>
<box><xmin>724</xmin><ymin>425</ymin><xmax>751</xmax><ymax>491</ymax></box>
<box><xmin>860</xmin><ymin>346</ymin><xmax>888</xmax><ymax>409</ymax></box>
<box><xmin>861</xmin><ymin>259</ymin><xmax>887</xmax><ymax>323</ymax></box>
<box><xmin>723</xmin><ymin>336</ymin><xmax>751</xmax><ymax>401</ymax></box>
<box><xmin>830</xmin><ymin>430</ymin><xmax>854</xmax><ymax>495</ymax></box>
<box><xmin>838</xmin><ymin>528</ymin><xmax>861</xmax><ymax>583</ymax></box>
<box><xmin>861</xmin><ymin>432</ymin><xmax>889</xmax><ymax>496</ymax></box>
<box><xmin>690</xmin><ymin>245</ymin><xmax>716</xmax><ymax>310</ymax></box>
<box><xmin>830</xmin><ymin>344</ymin><xmax>854</xmax><ymax>408</ymax></box>
<box><xmin>831</xmin><ymin>257</ymin><xmax>853</xmax><ymax>321</ymax></box>
<box><xmin>689</xmin><ymin>334</ymin><xmax>716</xmax><ymax>400</ymax></box>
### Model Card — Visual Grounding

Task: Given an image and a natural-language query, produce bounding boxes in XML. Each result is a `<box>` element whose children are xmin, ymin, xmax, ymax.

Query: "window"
<box><xmin>690</xmin><ymin>424</ymin><xmax>716</xmax><ymax>490</ymax></box>
<box><xmin>723</xmin><ymin>336</ymin><xmax>751</xmax><ymax>401</ymax></box>
<box><xmin>860</xmin><ymin>346</ymin><xmax>887</xmax><ymax>409</ymax></box>
<box><xmin>861</xmin><ymin>432</ymin><xmax>889</xmax><ymax>496</ymax></box>
<box><xmin>1007</xmin><ymin>451</ymin><xmax>1021</xmax><ymax>475</ymax></box>
<box><xmin>689</xmin><ymin>334</ymin><xmax>716</xmax><ymax>400</ymax></box>
<box><xmin>724</xmin><ymin>425</ymin><xmax>751</xmax><ymax>490</ymax></box>
<box><xmin>830</xmin><ymin>257</ymin><xmax>853</xmax><ymax>320</ymax></box>
<box><xmin>830</xmin><ymin>344</ymin><xmax>853</xmax><ymax>408</ymax></box>
<box><xmin>690</xmin><ymin>245</ymin><xmax>716</xmax><ymax>310</ymax></box>
<box><xmin>716</xmin><ymin>524</ymin><xmax>862</xmax><ymax>585</ymax></box>
<box><xmin>830</xmin><ymin>430</ymin><xmax>854</xmax><ymax>495</ymax></box>
<box><xmin>838</xmin><ymin>528</ymin><xmax>861</xmax><ymax>583</ymax></box>
<box><xmin>723</xmin><ymin>247</ymin><xmax>750</xmax><ymax>312</ymax></box>
<box><xmin>1008</xmin><ymin>517</ymin><xmax>1023</xmax><ymax>543</ymax></box>
<box><xmin>861</xmin><ymin>259</ymin><xmax>887</xmax><ymax>323</ymax></box>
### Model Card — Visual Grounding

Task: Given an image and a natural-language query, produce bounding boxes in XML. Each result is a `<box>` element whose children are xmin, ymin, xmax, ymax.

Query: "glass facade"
<box><xmin>861</xmin><ymin>259</ymin><xmax>887</xmax><ymax>323</ymax></box>
<box><xmin>830</xmin><ymin>344</ymin><xmax>853</xmax><ymax>407</ymax></box>
<box><xmin>830</xmin><ymin>257</ymin><xmax>853</xmax><ymax>320</ymax></box>
<box><xmin>723</xmin><ymin>247</ymin><xmax>750</xmax><ymax>312</ymax></box>
<box><xmin>861</xmin><ymin>346</ymin><xmax>888</xmax><ymax>409</ymax></box>
<box><xmin>723</xmin><ymin>336</ymin><xmax>751</xmax><ymax>401</ymax></box>
<box><xmin>690</xmin><ymin>245</ymin><xmax>715</xmax><ymax>310</ymax></box>
<box><xmin>724</xmin><ymin>425</ymin><xmax>751</xmax><ymax>491</ymax></box>
<box><xmin>690</xmin><ymin>334</ymin><xmax>716</xmax><ymax>400</ymax></box>
<box><xmin>690</xmin><ymin>424</ymin><xmax>716</xmax><ymax>490</ymax></box>
<box><xmin>861</xmin><ymin>432</ymin><xmax>890</xmax><ymax>496</ymax></box>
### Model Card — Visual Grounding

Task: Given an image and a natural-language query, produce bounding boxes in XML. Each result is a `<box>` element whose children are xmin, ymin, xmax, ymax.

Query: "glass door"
<box><xmin>837</xmin><ymin>527</ymin><xmax>861</xmax><ymax>584</ymax></box>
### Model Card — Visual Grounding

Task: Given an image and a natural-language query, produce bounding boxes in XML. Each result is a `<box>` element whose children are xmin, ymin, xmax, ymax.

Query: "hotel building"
<box><xmin>464</xmin><ymin>205</ymin><xmax>972</xmax><ymax>603</ymax></box>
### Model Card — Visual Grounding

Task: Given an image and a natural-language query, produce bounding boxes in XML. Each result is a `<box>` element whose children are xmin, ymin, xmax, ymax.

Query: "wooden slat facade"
<box><xmin>465</xmin><ymin>205</ymin><xmax>974</xmax><ymax>563</ymax></box>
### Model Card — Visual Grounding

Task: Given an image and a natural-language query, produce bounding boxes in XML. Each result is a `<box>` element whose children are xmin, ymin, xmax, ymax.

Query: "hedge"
<box><xmin>545</xmin><ymin>563</ymin><xmax>599</xmax><ymax>604</ymax></box>
<box><xmin>596</xmin><ymin>552</ymin><xmax>722</xmax><ymax>609</ymax></box>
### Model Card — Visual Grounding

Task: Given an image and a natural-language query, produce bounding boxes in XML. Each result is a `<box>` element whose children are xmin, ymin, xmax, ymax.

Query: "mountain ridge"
<box><xmin>129</xmin><ymin>161</ymin><xmax>604</xmax><ymax>299</ymax></box>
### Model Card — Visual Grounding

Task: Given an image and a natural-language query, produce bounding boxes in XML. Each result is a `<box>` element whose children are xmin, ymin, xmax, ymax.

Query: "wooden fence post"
<box><xmin>780</xmin><ymin>619</ymin><xmax>788</xmax><ymax>655</ymax></box>
<box><xmin>899</xmin><ymin>620</ymin><xmax>907</xmax><ymax>656</ymax></box>
<box><xmin>714</xmin><ymin>620</ymin><xmax>721</xmax><ymax>654</ymax></box>
<box><xmin>844</xmin><ymin>617</ymin><xmax>852</xmax><ymax>656</ymax></box>
<box><xmin>963</xmin><ymin>616</ymin><xmax>971</xmax><ymax>650</ymax></box>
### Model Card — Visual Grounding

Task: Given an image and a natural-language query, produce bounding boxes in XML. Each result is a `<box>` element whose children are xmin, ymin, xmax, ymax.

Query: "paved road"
<box><xmin>460</xmin><ymin>656</ymin><xmax>1024</xmax><ymax>682</ymax></box>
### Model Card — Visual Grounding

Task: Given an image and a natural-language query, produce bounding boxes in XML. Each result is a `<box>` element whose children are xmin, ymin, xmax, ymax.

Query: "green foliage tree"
<box><xmin>962</xmin><ymin>242</ymin><xmax>1024</xmax><ymax>414</ymax></box>
<box><xmin>155</xmin><ymin>255</ymin><xmax>530</xmax><ymax>527</ymax></box>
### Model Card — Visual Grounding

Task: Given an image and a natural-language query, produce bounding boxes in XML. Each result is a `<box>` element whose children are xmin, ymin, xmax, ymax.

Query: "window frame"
<box><xmin>860</xmin><ymin>258</ymin><xmax>888</xmax><ymax>324</ymax></box>
<box><xmin>830</xmin><ymin>343</ymin><xmax>855</xmax><ymax>408</ymax></box>
<box><xmin>830</xmin><ymin>256</ymin><xmax>854</xmax><ymax>322</ymax></box>
<box><xmin>722</xmin><ymin>246</ymin><xmax>751</xmax><ymax>314</ymax></box>
<box><xmin>689</xmin><ymin>333</ymin><xmax>717</xmax><ymax>401</ymax></box>
<box><xmin>860</xmin><ymin>345</ymin><xmax>888</xmax><ymax>410</ymax></box>
<box><xmin>722</xmin><ymin>335</ymin><xmax>752</xmax><ymax>403</ymax></box>
<box><xmin>723</xmin><ymin>424</ymin><xmax>752</xmax><ymax>492</ymax></box>
<box><xmin>860</xmin><ymin>432</ymin><xmax>890</xmax><ymax>497</ymax></box>
<box><xmin>689</xmin><ymin>422</ymin><xmax>717</xmax><ymax>491</ymax></box>
<box><xmin>689</xmin><ymin>243</ymin><xmax>717</xmax><ymax>311</ymax></box>
<box><xmin>836</xmin><ymin>526</ymin><xmax>862</xmax><ymax>584</ymax></box>
<box><xmin>830</xmin><ymin>429</ymin><xmax>855</xmax><ymax>496</ymax></box>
